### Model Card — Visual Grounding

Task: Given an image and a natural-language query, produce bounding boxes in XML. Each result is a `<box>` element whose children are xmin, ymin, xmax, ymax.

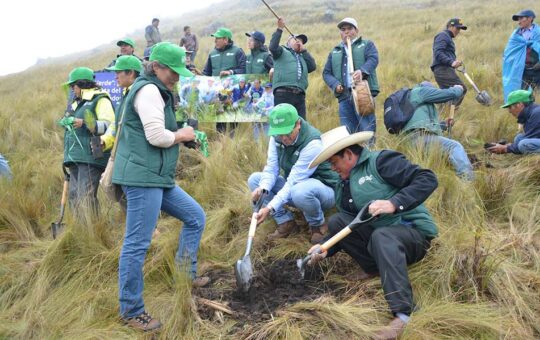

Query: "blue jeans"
<box><xmin>119</xmin><ymin>185</ymin><xmax>205</xmax><ymax>318</ymax></box>
<box><xmin>0</xmin><ymin>154</ymin><xmax>12</xmax><ymax>180</ymax></box>
<box><xmin>411</xmin><ymin>133</ymin><xmax>474</xmax><ymax>180</ymax></box>
<box><xmin>514</xmin><ymin>133</ymin><xmax>540</xmax><ymax>154</ymax></box>
<box><xmin>338</xmin><ymin>95</ymin><xmax>376</xmax><ymax>135</ymax></box>
<box><xmin>248</xmin><ymin>172</ymin><xmax>335</xmax><ymax>227</ymax></box>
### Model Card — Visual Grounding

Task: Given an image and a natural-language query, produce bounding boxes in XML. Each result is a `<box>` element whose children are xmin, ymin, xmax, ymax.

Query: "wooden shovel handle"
<box><xmin>60</xmin><ymin>180</ymin><xmax>69</xmax><ymax>206</ymax></box>
<box><xmin>247</xmin><ymin>212</ymin><xmax>258</xmax><ymax>238</ymax></box>
<box><xmin>320</xmin><ymin>226</ymin><xmax>352</xmax><ymax>252</ymax></box>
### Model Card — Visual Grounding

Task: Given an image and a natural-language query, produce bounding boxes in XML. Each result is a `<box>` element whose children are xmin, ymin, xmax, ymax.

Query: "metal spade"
<box><xmin>456</xmin><ymin>65</ymin><xmax>492</xmax><ymax>106</ymax></box>
<box><xmin>235</xmin><ymin>190</ymin><xmax>267</xmax><ymax>293</ymax></box>
<box><xmin>297</xmin><ymin>201</ymin><xmax>376</xmax><ymax>279</ymax></box>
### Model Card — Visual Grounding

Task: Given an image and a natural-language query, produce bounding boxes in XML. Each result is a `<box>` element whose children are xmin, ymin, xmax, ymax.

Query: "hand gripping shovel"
<box><xmin>235</xmin><ymin>190</ymin><xmax>267</xmax><ymax>293</ymax></box>
<box><xmin>51</xmin><ymin>165</ymin><xmax>70</xmax><ymax>239</ymax></box>
<box><xmin>297</xmin><ymin>201</ymin><xmax>376</xmax><ymax>279</ymax></box>
<box><xmin>456</xmin><ymin>64</ymin><xmax>492</xmax><ymax>106</ymax></box>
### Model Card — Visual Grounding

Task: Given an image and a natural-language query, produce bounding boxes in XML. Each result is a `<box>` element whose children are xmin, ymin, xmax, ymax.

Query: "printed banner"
<box><xmin>176</xmin><ymin>74</ymin><xmax>273</xmax><ymax>123</ymax></box>
<box><xmin>94</xmin><ymin>71</ymin><xmax>122</xmax><ymax>108</ymax></box>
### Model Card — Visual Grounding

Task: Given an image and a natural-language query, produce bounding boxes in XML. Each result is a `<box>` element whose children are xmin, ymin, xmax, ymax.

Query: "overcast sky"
<box><xmin>0</xmin><ymin>0</ymin><xmax>223</xmax><ymax>76</ymax></box>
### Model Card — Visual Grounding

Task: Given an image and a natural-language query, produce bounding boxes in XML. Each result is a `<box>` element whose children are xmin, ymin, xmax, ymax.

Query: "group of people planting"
<box><xmin>51</xmin><ymin>7</ymin><xmax>540</xmax><ymax>340</ymax></box>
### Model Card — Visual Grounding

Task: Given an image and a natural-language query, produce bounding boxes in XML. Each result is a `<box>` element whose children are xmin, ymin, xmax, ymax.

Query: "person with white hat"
<box><xmin>322</xmin><ymin>17</ymin><xmax>380</xmax><ymax>135</ymax></box>
<box><xmin>306</xmin><ymin>126</ymin><xmax>439</xmax><ymax>339</ymax></box>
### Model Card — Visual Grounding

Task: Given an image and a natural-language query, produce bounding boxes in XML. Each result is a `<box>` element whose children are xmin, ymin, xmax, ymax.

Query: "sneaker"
<box><xmin>375</xmin><ymin>317</ymin><xmax>407</xmax><ymax>340</ymax></box>
<box><xmin>267</xmin><ymin>220</ymin><xmax>298</xmax><ymax>241</ymax></box>
<box><xmin>310</xmin><ymin>224</ymin><xmax>328</xmax><ymax>245</ymax></box>
<box><xmin>192</xmin><ymin>276</ymin><xmax>210</xmax><ymax>288</ymax></box>
<box><xmin>124</xmin><ymin>311</ymin><xmax>161</xmax><ymax>332</ymax></box>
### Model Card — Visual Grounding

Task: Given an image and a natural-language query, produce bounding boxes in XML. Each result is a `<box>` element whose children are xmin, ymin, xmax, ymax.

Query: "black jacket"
<box><xmin>431</xmin><ymin>30</ymin><xmax>456</xmax><ymax>70</ymax></box>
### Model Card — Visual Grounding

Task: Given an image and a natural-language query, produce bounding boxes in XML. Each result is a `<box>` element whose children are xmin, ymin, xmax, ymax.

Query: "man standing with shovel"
<box><xmin>306</xmin><ymin>126</ymin><xmax>439</xmax><ymax>339</ymax></box>
<box><xmin>431</xmin><ymin>18</ymin><xmax>468</xmax><ymax>128</ymax></box>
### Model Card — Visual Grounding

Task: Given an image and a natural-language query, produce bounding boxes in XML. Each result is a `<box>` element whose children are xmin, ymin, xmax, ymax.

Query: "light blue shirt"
<box><xmin>259</xmin><ymin>136</ymin><xmax>323</xmax><ymax>211</ymax></box>
<box><xmin>519</xmin><ymin>24</ymin><xmax>536</xmax><ymax>41</ymax></box>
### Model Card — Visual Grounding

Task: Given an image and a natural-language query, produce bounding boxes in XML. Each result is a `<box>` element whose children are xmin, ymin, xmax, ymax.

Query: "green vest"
<box><xmin>209</xmin><ymin>45</ymin><xmax>241</xmax><ymax>76</ymax></box>
<box><xmin>402</xmin><ymin>87</ymin><xmax>442</xmax><ymax>135</ymax></box>
<box><xmin>112</xmin><ymin>75</ymin><xmax>179</xmax><ymax>188</ymax></box>
<box><xmin>335</xmin><ymin>149</ymin><xmax>437</xmax><ymax>238</ymax></box>
<box><xmin>330</xmin><ymin>38</ymin><xmax>380</xmax><ymax>95</ymax></box>
<box><xmin>273</xmin><ymin>47</ymin><xmax>309</xmax><ymax>91</ymax></box>
<box><xmin>276</xmin><ymin>119</ymin><xmax>339</xmax><ymax>189</ymax></box>
<box><xmin>63</xmin><ymin>91</ymin><xmax>111</xmax><ymax>168</ymax></box>
<box><xmin>246</xmin><ymin>49</ymin><xmax>270</xmax><ymax>74</ymax></box>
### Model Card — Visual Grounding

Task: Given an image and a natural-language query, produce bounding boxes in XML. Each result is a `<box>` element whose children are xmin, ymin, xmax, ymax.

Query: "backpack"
<box><xmin>383</xmin><ymin>88</ymin><xmax>417</xmax><ymax>134</ymax></box>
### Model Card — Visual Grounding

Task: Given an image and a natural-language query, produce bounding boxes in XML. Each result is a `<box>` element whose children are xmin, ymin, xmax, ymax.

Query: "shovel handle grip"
<box><xmin>319</xmin><ymin>226</ymin><xmax>352</xmax><ymax>251</ymax></box>
<box><xmin>248</xmin><ymin>212</ymin><xmax>258</xmax><ymax>238</ymax></box>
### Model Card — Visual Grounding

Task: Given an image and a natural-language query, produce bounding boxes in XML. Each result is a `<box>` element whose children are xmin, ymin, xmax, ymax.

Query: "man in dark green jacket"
<box><xmin>269</xmin><ymin>17</ymin><xmax>316</xmax><ymax>120</ymax></box>
<box><xmin>248</xmin><ymin>104</ymin><xmax>339</xmax><ymax>244</ymax></box>
<box><xmin>307</xmin><ymin>126</ymin><xmax>438</xmax><ymax>339</ymax></box>
<box><xmin>323</xmin><ymin>17</ymin><xmax>379</xmax><ymax>135</ymax></box>
<box><xmin>203</xmin><ymin>27</ymin><xmax>247</xmax><ymax>134</ymax></box>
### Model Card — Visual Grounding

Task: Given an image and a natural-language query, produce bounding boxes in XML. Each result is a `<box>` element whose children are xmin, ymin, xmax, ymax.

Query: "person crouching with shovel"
<box><xmin>305</xmin><ymin>126</ymin><xmax>439</xmax><ymax>339</ymax></box>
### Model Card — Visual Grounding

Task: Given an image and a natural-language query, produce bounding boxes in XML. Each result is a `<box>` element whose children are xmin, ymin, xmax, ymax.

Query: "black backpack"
<box><xmin>383</xmin><ymin>88</ymin><xmax>417</xmax><ymax>134</ymax></box>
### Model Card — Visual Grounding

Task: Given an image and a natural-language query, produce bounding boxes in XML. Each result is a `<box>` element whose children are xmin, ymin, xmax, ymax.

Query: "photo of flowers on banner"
<box><xmin>176</xmin><ymin>74</ymin><xmax>272</xmax><ymax>123</ymax></box>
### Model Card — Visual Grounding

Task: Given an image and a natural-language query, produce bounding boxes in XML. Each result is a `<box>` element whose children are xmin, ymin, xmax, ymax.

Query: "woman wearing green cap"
<box><xmin>111</xmin><ymin>42</ymin><xmax>208</xmax><ymax>331</ymax></box>
<box><xmin>62</xmin><ymin>66</ymin><xmax>115</xmax><ymax>214</ymax></box>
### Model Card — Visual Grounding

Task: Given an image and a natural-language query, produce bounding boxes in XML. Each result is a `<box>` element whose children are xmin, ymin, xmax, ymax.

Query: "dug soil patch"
<box><xmin>194</xmin><ymin>259</ymin><xmax>339</xmax><ymax>330</ymax></box>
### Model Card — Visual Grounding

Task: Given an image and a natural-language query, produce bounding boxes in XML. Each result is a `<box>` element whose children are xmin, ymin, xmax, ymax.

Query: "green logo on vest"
<box><xmin>358</xmin><ymin>175</ymin><xmax>373</xmax><ymax>185</ymax></box>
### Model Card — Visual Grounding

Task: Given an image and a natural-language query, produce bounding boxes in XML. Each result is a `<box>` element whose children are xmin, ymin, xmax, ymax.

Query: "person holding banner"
<box><xmin>245</xmin><ymin>30</ymin><xmax>273</xmax><ymax>74</ymax></box>
<box><xmin>112</xmin><ymin>42</ymin><xmax>209</xmax><ymax>331</ymax></box>
<box><xmin>203</xmin><ymin>27</ymin><xmax>247</xmax><ymax>134</ymax></box>
<box><xmin>270</xmin><ymin>17</ymin><xmax>316</xmax><ymax>120</ymax></box>
<box><xmin>62</xmin><ymin>67</ymin><xmax>114</xmax><ymax>214</ymax></box>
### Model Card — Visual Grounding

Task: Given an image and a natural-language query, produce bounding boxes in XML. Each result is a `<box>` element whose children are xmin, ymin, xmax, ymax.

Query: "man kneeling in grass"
<box><xmin>306</xmin><ymin>126</ymin><xmax>438</xmax><ymax>340</ymax></box>
<box><xmin>487</xmin><ymin>89</ymin><xmax>540</xmax><ymax>154</ymax></box>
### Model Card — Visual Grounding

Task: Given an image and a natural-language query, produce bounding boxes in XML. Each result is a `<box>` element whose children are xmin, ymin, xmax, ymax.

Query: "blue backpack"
<box><xmin>383</xmin><ymin>88</ymin><xmax>417</xmax><ymax>134</ymax></box>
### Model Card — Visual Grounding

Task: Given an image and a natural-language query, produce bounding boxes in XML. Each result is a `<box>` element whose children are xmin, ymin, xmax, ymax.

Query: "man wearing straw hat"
<box><xmin>307</xmin><ymin>126</ymin><xmax>439</xmax><ymax>339</ymax></box>
<box><xmin>323</xmin><ymin>17</ymin><xmax>380</xmax><ymax>135</ymax></box>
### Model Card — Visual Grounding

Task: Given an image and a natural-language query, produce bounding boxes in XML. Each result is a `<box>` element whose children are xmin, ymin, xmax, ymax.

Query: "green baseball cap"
<box><xmin>149</xmin><ymin>42</ymin><xmax>193</xmax><ymax>77</ymax></box>
<box><xmin>211</xmin><ymin>27</ymin><xmax>233</xmax><ymax>39</ymax></box>
<box><xmin>106</xmin><ymin>55</ymin><xmax>143</xmax><ymax>72</ymax></box>
<box><xmin>501</xmin><ymin>89</ymin><xmax>533</xmax><ymax>108</ymax></box>
<box><xmin>268</xmin><ymin>103</ymin><xmax>300</xmax><ymax>136</ymax></box>
<box><xmin>117</xmin><ymin>38</ymin><xmax>135</xmax><ymax>48</ymax></box>
<box><xmin>63</xmin><ymin>67</ymin><xmax>94</xmax><ymax>85</ymax></box>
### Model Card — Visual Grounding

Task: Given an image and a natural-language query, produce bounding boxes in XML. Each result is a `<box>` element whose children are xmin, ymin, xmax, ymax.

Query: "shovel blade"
<box><xmin>234</xmin><ymin>256</ymin><xmax>253</xmax><ymax>293</ymax></box>
<box><xmin>51</xmin><ymin>222</ymin><xmax>64</xmax><ymax>239</ymax></box>
<box><xmin>476</xmin><ymin>91</ymin><xmax>492</xmax><ymax>106</ymax></box>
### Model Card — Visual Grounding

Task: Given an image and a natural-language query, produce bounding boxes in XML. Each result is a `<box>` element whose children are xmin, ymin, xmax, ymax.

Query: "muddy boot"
<box><xmin>310</xmin><ymin>223</ymin><xmax>328</xmax><ymax>245</ymax></box>
<box><xmin>267</xmin><ymin>220</ymin><xmax>297</xmax><ymax>241</ymax></box>
<box><xmin>192</xmin><ymin>276</ymin><xmax>210</xmax><ymax>288</ymax></box>
<box><xmin>123</xmin><ymin>311</ymin><xmax>162</xmax><ymax>332</ymax></box>
<box><xmin>375</xmin><ymin>317</ymin><xmax>407</xmax><ymax>339</ymax></box>
<box><xmin>345</xmin><ymin>268</ymin><xmax>377</xmax><ymax>281</ymax></box>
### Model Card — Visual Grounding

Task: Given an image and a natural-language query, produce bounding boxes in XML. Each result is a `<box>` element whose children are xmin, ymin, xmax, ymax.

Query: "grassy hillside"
<box><xmin>1</xmin><ymin>0</ymin><xmax>539</xmax><ymax>338</ymax></box>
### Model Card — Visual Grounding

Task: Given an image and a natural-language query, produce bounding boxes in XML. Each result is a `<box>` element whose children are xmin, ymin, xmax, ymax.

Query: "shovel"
<box><xmin>297</xmin><ymin>201</ymin><xmax>376</xmax><ymax>279</ymax></box>
<box><xmin>234</xmin><ymin>190</ymin><xmax>267</xmax><ymax>293</ymax></box>
<box><xmin>456</xmin><ymin>65</ymin><xmax>492</xmax><ymax>106</ymax></box>
<box><xmin>51</xmin><ymin>165</ymin><xmax>70</xmax><ymax>239</ymax></box>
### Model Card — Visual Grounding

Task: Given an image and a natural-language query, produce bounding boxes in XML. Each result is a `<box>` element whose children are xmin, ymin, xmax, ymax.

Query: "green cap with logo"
<box><xmin>211</xmin><ymin>27</ymin><xmax>233</xmax><ymax>39</ymax></box>
<box><xmin>149</xmin><ymin>42</ymin><xmax>193</xmax><ymax>77</ymax></box>
<box><xmin>501</xmin><ymin>89</ymin><xmax>533</xmax><ymax>108</ymax></box>
<box><xmin>117</xmin><ymin>38</ymin><xmax>135</xmax><ymax>48</ymax></box>
<box><xmin>268</xmin><ymin>103</ymin><xmax>300</xmax><ymax>136</ymax></box>
<box><xmin>63</xmin><ymin>67</ymin><xmax>94</xmax><ymax>85</ymax></box>
<box><xmin>106</xmin><ymin>55</ymin><xmax>143</xmax><ymax>72</ymax></box>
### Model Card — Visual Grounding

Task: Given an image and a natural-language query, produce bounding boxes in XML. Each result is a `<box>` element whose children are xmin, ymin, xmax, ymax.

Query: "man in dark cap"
<box><xmin>503</xmin><ymin>10</ymin><xmax>540</xmax><ymax>98</ymax></box>
<box><xmin>245</xmin><ymin>31</ymin><xmax>273</xmax><ymax>74</ymax></box>
<box><xmin>269</xmin><ymin>17</ymin><xmax>316</xmax><ymax>120</ymax></box>
<box><xmin>430</xmin><ymin>18</ymin><xmax>468</xmax><ymax>125</ymax></box>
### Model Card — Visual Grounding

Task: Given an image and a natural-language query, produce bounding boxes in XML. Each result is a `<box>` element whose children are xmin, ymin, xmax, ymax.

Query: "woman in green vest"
<box><xmin>62</xmin><ymin>67</ymin><xmax>114</xmax><ymax>214</ymax></box>
<box><xmin>245</xmin><ymin>31</ymin><xmax>273</xmax><ymax>74</ymax></box>
<box><xmin>307</xmin><ymin>126</ymin><xmax>438</xmax><ymax>339</ymax></box>
<box><xmin>112</xmin><ymin>42</ymin><xmax>208</xmax><ymax>332</ymax></box>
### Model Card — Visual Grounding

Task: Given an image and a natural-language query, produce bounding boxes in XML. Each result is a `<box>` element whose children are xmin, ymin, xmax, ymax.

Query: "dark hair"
<box><xmin>120</xmin><ymin>70</ymin><xmax>140</xmax><ymax>78</ymax></box>
<box><xmin>252</xmin><ymin>40</ymin><xmax>263</xmax><ymax>50</ymax></box>
<box><xmin>144</xmin><ymin>60</ymin><xmax>168</xmax><ymax>76</ymax></box>
<box><xmin>334</xmin><ymin>144</ymin><xmax>363</xmax><ymax>157</ymax></box>
<box><xmin>184</xmin><ymin>26</ymin><xmax>190</xmax><ymax>31</ymax></box>
<box><xmin>152</xmin><ymin>18</ymin><xmax>159</xmax><ymax>23</ymax></box>
<box><xmin>73</xmin><ymin>79</ymin><xmax>98</xmax><ymax>89</ymax></box>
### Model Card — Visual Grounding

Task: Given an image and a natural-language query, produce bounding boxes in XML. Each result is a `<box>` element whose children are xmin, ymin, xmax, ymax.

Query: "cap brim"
<box><xmin>245</xmin><ymin>32</ymin><xmax>251</xmax><ymax>37</ymax></box>
<box><xmin>308</xmin><ymin>131</ymin><xmax>374</xmax><ymax>169</ymax></box>
<box><xmin>170</xmin><ymin>65</ymin><xmax>193</xmax><ymax>77</ymax></box>
<box><xmin>458</xmin><ymin>25</ymin><xmax>467</xmax><ymax>30</ymax></box>
<box><xmin>268</xmin><ymin>124</ymin><xmax>295</xmax><ymax>136</ymax></box>
<box><xmin>500</xmin><ymin>102</ymin><xmax>513</xmax><ymax>108</ymax></box>
<box><xmin>512</xmin><ymin>15</ymin><xmax>520</xmax><ymax>21</ymax></box>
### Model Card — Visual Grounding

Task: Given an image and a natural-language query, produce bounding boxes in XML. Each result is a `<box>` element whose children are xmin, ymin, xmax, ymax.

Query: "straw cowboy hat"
<box><xmin>308</xmin><ymin>126</ymin><xmax>373</xmax><ymax>169</ymax></box>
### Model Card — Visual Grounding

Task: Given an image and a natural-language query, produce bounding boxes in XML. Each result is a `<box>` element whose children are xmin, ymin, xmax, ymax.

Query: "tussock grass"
<box><xmin>1</xmin><ymin>0</ymin><xmax>540</xmax><ymax>338</ymax></box>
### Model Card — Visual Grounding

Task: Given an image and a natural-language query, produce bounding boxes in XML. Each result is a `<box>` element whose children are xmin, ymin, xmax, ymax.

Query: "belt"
<box><xmin>275</xmin><ymin>87</ymin><xmax>304</xmax><ymax>95</ymax></box>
